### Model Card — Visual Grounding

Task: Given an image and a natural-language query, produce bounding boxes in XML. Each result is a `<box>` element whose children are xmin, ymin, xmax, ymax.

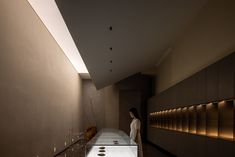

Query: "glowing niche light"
<box><xmin>27</xmin><ymin>0</ymin><xmax>88</xmax><ymax>74</ymax></box>
<box><xmin>149</xmin><ymin>100</ymin><xmax>235</xmax><ymax>141</ymax></box>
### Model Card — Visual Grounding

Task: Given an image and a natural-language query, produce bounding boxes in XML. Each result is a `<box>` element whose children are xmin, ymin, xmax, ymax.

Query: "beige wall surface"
<box><xmin>104</xmin><ymin>85</ymin><xmax>119</xmax><ymax>129</ymax></box>
<box><xmin>157</xmin><ymin>0</ymin><xmax>235</xmax><ymax>93</ymax></box>
<box><xmin>82</xmin><ymin>80</ymin><xmax>119</xmax><ymax>130</ymax></box>
<box><xmin>0</xmin><ymin>0</ymin><xmax>83</xmax><ymax>157</ymax></box>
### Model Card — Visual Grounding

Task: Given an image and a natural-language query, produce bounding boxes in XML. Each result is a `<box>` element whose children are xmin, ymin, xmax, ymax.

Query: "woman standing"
<box><xmin>129</xmin><ymin>107</ymin><xmax>143</xmax><ymax>157</ymax></box>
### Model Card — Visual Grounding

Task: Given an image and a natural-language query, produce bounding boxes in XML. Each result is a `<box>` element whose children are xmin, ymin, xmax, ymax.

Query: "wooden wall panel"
<box><xmin>206</xmin><ymin>103</ymin><xmax>219</xmax><ymax>138</ymax></box>
<box><xmin>206</xmin><ymin>63</ymin><xmax>219</xmax><ymax>102</ymax></box>
<box><xmin>148</xmin><ymin>53</ymin><xmax>235</xmax><ymax>157</ymax></box>
<box><xmin>218</xmin><ymin>53</ymin><xmax>235</xmax><ymax>100</ymax></box>
<box><xmin>195</xmin><ymin>69</ymin><xmax>206</xmax><ymax>104</ymax></box>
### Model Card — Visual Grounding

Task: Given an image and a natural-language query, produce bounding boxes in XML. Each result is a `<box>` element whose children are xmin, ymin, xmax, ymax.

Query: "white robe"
<box><xmin>130</xmin><ymin>118</ymin><xmax>143</xmax><ymax>157</ymax></box>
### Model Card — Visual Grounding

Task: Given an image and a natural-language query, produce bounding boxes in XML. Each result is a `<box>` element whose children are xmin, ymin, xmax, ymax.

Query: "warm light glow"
<box><xmin>207</xmin><ymin>103</ymin><xmax>213</xmax><ymax>107</ymax></box>
<box><xmin>220</xmin><ymin>100</ymin><xmax>226</xmax><ymax>104</ymax></box>
<box><xmin>218</xmin><ymin>101</ymin><xmax>226</xmax><ymax>107</ymax></box>
<box><xmin>150</xmin><ymin>100</ymin><xmax>234</xmax><ymax>142</ymax></box>
<box><xmin>219</xmin><ymin>133</ymin><xmax>234</xmax><ymax>141</ymax></box>
<box><xmin>197</xmin><ymin>131</ymin><xmax>206</xmax><ymax>135</ymax></box>
<box><xmin>183</xmin><ymin>107</ymin><xmax>187</xmax><ymax>110</ymax></box>
<box><xmin>197</xmin><ymin>104</ymin><xmax>203</xmax><ymax>108</ymax></box>
<box><xmin>189</xmin><ymin>106</ymin><xmax>194</xmax><ymax>110</ymax></box>
<box><xmin>27</xmin><ymin>0</ymin><xmax>88</xmax><ymax>74</ymax></box>
<box><xmin>177</xmin><ymin>108</ymin><xmax>182</xmax><ymax>112</ymax></box>
<box><xmin>190</xmin><ymin>130</ymin><xmax>197</xmax><ymax>134</ymax></box>
<box><xmin>207</xmin><ymin>132</ymin><xmax>218</xmax><ymax>138</ymax></box>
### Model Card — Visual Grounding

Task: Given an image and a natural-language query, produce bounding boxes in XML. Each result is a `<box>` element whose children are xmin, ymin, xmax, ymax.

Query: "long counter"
<box><xmin>86</xmin><ymin>129</ymin><xmax>137</xmax><ymax>157</ymax></box>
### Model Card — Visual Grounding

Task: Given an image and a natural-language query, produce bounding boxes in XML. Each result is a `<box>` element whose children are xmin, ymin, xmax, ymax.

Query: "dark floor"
<box><xmin>143</xmin><ymin>143</ymin><xmax>170</xmax><ymax>157</ymax></box>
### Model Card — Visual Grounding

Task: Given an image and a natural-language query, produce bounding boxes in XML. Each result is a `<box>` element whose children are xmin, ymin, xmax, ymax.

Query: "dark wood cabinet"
<box><xmin>175</xmin><ymin>81</ymin><xmax>184</xmax><ymax>107</ymax></box>
<box><xmin>182</xmin><ymin>77</ymin><xmax>193</xmax><ymax>106</ymax></box>
<box><xmin>148</xmin><ymin>52</ymin><xmax>235</xmax><ymax>157</ymax></box>
<box><xmin>160</xmin><ymin>90</ymin><xmax>167</xmax><ymax>110</ymax></box>
<box><xmin>187</xmin><ymin>75</ymin><xmax>196</xmax><ymax>105</ymax></box>
<box><xmin>155</xmin><ymin>94</ymin><xmax>162</xmax><ymax>111</ymax></box>
<box><xmin>172</xmin><ymin>70</ymin><xmax>206</xmax><ymax>106</ymax></box>
<box><xmin>206</xmin><ymin>62</ymin><xmax>219</xmax><ymax>102</ymax></box>
<box><xmin>164</xmin><ymin>89</ymin><xmax>170</xmax><ymax>109</ymax></box>
<box><xmin>170</xmin><ymin>86</ymin><xmax>177</xmax><ymax>108</ymax></box>
<box><xmin>176</xmin><ymin>70</ymin><xmax>206</xmax><ymax>106</ymax></box>
<box><xmin>174</xmin><ymin>83</ymin><xmax>180</xmax><ymax>107</ymax></box>
<box><xmin>218</xmin><ymin>53</ymin><xmax>235</xmax><ymax>100</ymax></box>
<box><xmin>163</xmin><ymin>87</ymin><xmax>175</xmax><ymax>110</ymax></box>
<box><xmin>153</xmin><ymin>52</ymin><xmax>235</xmax><ymax>112</ymax></box>
<box><xmin>181</xmin><ymin>80</ymin><xmax>188</xmax><ymax>106</ymax></box>
<box><xmin>194</xmin><ymin>70</ymin><xmax>206</xmax><ymax>104</ymax></box>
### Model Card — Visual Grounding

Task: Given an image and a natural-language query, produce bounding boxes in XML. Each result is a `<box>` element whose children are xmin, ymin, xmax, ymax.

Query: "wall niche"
<box><xmin>149</xmin><ymin>100</ymin><xmax>235</xmax><ymax>141</ymax></box>
<box><xmin>218</xmin><ymin>100</ymin><xmax>234</xmax><ymax>140</ymax></box>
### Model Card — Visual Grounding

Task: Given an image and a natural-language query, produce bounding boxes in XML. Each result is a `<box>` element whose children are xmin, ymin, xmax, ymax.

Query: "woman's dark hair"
<box><xmin>129</xmin><ymin>107</ymin><xmax>141</xmax><ymax>120</ymax></box>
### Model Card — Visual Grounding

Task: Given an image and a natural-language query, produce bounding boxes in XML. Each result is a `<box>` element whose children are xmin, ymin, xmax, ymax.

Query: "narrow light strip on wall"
<box><xmin>27</xmin><ymin>0</ymin><xmax>88</xmax><ymax>74</ymax></box>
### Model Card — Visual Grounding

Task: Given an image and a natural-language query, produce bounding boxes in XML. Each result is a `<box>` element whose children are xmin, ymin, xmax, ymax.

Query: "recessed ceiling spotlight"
<box><xmin>109</xmin><ymin>47</ymin><xmax>112</xmax><ymax>51</ymax></box>
<box><xmin>110</xmin><ymin>60</ymin><xmax>113</xmax><ymax>63</ymax></box>
<box><xmin>109</xmin><ymin>26</ymin><xmax>112</xmax><ymax>31</ymax></box>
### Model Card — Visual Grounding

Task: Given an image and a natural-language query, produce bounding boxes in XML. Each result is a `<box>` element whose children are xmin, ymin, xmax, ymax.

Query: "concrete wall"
<box><xmin>82</xmin><ymin>80</ymin><xmax>119</xmax><ymax>130</ymax></box>
<box><xmin>104</xmin><ymin>85</ymin><xmax>119</xmax><ymax>129</ymax></box>
<box><xmin>0</xmin><ymin>0</ymin><xmax>83</xmax><ymax>157</ymax></box>
<box><xmin>157</xmin><ymin>0</ymin><xmax>235</xmax><ymax>93</ymax></box>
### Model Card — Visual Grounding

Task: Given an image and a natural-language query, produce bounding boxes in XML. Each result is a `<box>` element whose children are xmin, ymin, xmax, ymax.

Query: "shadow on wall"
<box><xmin>117</xmin><ymin>73</ymin><xmax>155</xmax><ymax>142</ymax></box>
<box><xmin>82</xmin><ymin>80</ymin><xmax>119</xmax><ymax>130</ymax></box>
